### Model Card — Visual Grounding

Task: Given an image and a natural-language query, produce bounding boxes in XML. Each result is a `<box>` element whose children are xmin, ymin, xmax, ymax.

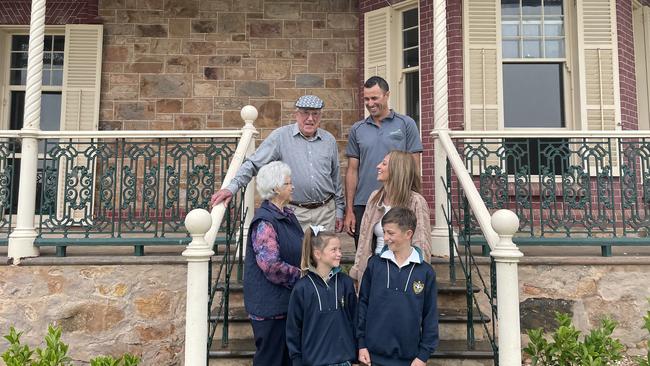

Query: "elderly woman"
<box><xmin>349</xmin><ymin>150</ymin><xmax>432</xmax><ymax>282</ymax></box>
<box><xmin>243</xmin><ymin>161</ymin><xmax>303</xmax><ymax>366</ymax></box>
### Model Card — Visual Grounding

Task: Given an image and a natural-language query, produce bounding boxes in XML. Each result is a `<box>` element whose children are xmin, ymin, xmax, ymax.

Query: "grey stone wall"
<box><xmin>0</xmin><ymin>264</ymin><xmax>187</xmax><ymax>365</ymax></box>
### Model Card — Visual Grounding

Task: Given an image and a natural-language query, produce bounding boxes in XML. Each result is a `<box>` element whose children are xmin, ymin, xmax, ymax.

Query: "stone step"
<box><xmin>209</xmin><ymin>255</ymin><xmax>490</xmax><ymax>283</ymax></box>
<box><xmin>211</xmin><ymin>278</ymin><xmax>485</xmax><ymax>310</ymax></box>
<box><xmin>208</xmin><ymin>339</ymin><xmax>496</xmax><ymax>365</ymax></box>
<box><xmin>215</xmin><ymin>277</ymin><xmax>481</xmax><ymax>304</ymax></box>
<box><xmin>210</xmin><ymin>306</ymin><xmax>491</xmax><ymax>341</ymax></box>
<box><xmin>210</xmin><ymin>306</ymin><xmax>491</xmax><ymax>324</ymax></box>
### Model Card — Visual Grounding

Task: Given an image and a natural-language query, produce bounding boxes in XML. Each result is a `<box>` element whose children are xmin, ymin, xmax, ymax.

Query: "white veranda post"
<box><xmin>8</xmin><ymin>0</ymin><xmax>47</xmax><ymax>260</ymax></box>
<box><xmin>431</xmin><ymin>0</ymin><xmax>451</xmax><ymax>256</ymax></box>
<box><xmin>491</xmin><ymin>209</ymin><xmax>523</xmax><ymax>365</ymax></box>
<box><xmin>182</xmin><ymin>209</ymin><xmax>213</xmax><ymax>366</ymax></box>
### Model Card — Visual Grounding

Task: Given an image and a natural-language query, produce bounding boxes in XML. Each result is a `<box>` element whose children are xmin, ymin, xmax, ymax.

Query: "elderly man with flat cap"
<box><xmin>211</xmin><ymin>95</ymin><xmax>344</xmax><ymax>232</ymax></box>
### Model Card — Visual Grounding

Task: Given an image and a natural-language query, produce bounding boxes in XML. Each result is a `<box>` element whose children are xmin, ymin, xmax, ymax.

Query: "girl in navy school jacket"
<box><xmin>286</xmin><ymin>226</ymin><xmax>357</xmax><ymax>366</ymax></box>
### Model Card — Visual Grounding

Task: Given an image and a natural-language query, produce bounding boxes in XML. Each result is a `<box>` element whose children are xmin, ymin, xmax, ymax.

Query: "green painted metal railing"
<box><xmin>0</xmin><ymin>139</ymin><xmax>18</xmax><ymax>245</ymax></box>
<box><xmin>207</xmin><ymin>187</ymin><xmax>247</xmax><ymax>354</ymax></box>
<box><xmin>33</xmin><ymin>137</ymin><xmax>239</xmax><ymax>256</ymax></box>
<box><xmin>443</xmin><ymin>160</ymin><xmax>499</xmax><ymax>365</ymax></box>
<box><xmin>454</xmin><ymin>136</ymin><xmax>650</xmax><ymax>256</ymax></box>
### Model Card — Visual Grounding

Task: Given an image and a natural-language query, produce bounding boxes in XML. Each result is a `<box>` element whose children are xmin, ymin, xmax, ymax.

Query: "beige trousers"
<box><xmin>288</xmin><ymin>199</ymin><xmax>336</xmax><ymax>233</ymax></box>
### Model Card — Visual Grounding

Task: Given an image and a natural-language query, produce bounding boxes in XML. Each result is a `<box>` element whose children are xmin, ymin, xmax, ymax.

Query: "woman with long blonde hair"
<box><xmin>349</xmin><ymin>150</ymin><xmax>432</xmax><ymax>281</ymax></box>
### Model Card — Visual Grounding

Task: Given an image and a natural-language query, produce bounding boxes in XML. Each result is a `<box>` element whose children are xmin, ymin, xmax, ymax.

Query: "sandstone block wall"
<box><xmin>518</xmin><ymin>263</ymin><xmax>650</xmax><ymax>357</ymax></box>
<box><xmin>0</xmin><ymin>263</ymin><xmax>187</xmax><ymax>365</ymax></box>
<box><xmin>99</xmin><ymin>0</ymin><xmax>361</xmax><ymax>160</ymax></box>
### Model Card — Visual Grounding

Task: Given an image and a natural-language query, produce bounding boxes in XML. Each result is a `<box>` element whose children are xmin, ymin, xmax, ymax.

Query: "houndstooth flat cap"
<box><xmin>295</xmin><ymin>95</ymin><xmax>324</xmax><ymax>109</ymax></box>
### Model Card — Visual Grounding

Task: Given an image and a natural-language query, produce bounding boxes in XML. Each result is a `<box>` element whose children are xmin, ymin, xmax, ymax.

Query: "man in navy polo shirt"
<box><xmin>344</xmin><ymin>76</ymin><xmax>423</xmax><ymax>247</ymax></box>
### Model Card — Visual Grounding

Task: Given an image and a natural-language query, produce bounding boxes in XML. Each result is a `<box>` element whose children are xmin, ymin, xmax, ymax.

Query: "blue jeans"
<box><xmin>327</xmin><ymin>362</ymin><xmax>351</xmax><ymax>366</ymax></box>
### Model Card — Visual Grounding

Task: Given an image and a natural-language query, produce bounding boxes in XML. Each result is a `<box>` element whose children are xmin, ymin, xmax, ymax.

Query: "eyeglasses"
<box><xmin>297</xmin><ymin>110</ymin><xmax>321</xmax><ymax>118</ymax></box>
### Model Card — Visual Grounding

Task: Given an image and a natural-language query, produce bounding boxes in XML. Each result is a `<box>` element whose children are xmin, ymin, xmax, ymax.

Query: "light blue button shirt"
<box><xmin>226</xmin><ymin>123</ymin><xmax>344</xmax><ymax>218</ymax></box>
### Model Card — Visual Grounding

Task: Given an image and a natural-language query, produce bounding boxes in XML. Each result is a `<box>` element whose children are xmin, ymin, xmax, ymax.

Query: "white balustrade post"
<box><xmin>490</xmin><ymin>209</ymin><xmax>524</xmax><ymax>366</ymax></box>
<box><xmin>241</xmin><ymin>106</ymin><xmax>258</xmax><ymax>248</ymax></box>
<box><xmin>430</xmin><ymin>0</ymin><xmax>451</xmax><ymax>256</ymax></box>
<box><xmin>8</xmin><ymin>0</ymin><xmax>47</xmax><ymax>260</ymax></box>
<box><xmin>183</xmin><ymin>209</ymin><xmax>214</xmax><ymax>366</ymax></box>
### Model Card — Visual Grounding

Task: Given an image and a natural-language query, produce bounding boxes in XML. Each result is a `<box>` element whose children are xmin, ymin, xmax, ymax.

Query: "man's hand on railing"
<box><xmin>210</xmin><ymin>189</ymin><xmax>233</xmax><ymax>208</ymax></box>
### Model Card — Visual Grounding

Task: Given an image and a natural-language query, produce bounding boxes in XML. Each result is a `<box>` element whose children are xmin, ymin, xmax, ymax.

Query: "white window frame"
<box><xmin>501</xmin><ymin>0</ymin><xmax>576</xmax><ymax>132</ymax></box>
<box><xmin>392</xmin><ymin>1</ymin><xmax>421</xmax><ymax>126</ymax></box>
<box><xmin>0</xmin><ymin>28</ymin><xmax>67</xmax><ymax>217</ymax></box>
<box><xmin>633</xmin><ymin>0</ymin><xmax>650</xmax><ymax>131</ymax></box>
<box><xmin>0</xmin><ymin>27</ymin><xmax>65</xmax><ymax>130</ymax></box>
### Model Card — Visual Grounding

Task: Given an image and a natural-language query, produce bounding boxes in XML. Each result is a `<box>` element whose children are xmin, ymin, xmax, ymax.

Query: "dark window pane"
<box><xmin>10</xmin><ymin>70</ymin><xmax>26</xmax><ymax>85</ymax></box>
<box><xmin>403</xmin><ymin>28</ymin><xmax>418</xmax><ymax>49</ymax></box>
<box><xmin>405</xmin><ymin>71</ymin><xmax>420</xmax><ymax>128</ymax></box>
<box><xmin>11</xmin><ymin>52</ymin><xmax>28</xmax><ymax>68</ymax></box>
<box><xmin>52</xmin><ymin>52</ymin><xmax>64</xmax><ymax>67</ymax></box>
<box><xmin>403</xmin><ymin>48</ymin><xmax>419</xmax><ymax>68</ymax></box>
<box><xmin>403</xmin><ymin>8</ymin><xmax>418</xmax><ymax>29</ymax></box>
<box><xmin>53</xmin><ymin>36</ymin><xmax>65</xmax><ymax>51</ymax></box>
<box><xmin>522</xmin><ymin>0</ymin><xmax>542</xmax><ymax>15</ymax></box>
<box><xmin>544</xmin><ymin>0</ymin><xmax>563</xmax><ymax>15</ymax></box>
<box><xmin>43</xmin><ymin>52</ymin><xmax>52</xmax><ymax>68</ymax></box>
<box><xmin>10</xmin><ymin>91</ymin><xmax>25</xmax><ymax>131</ymax></box>
<box><xmin>505</xmin><ymin>138</ymin><xmax>568</xmax><ymax>175</ymax></box>
<box><xmin>44</xmin><ymin>35</ymin><xmax>53</xmax><ymax>51</ymax></box>
<box><xmin>502</xmin><ymin>0</ymin><xmax>520</xmax><ymax>16</ymax></box>
<box><xmin>503</xmin><ymin>63</ymin><xmax>565</xmax><ymax>128</ymax></box>
<box><xmin>11</xmin><ymin>35</ymin><xmax>29</xmax><ymax>51</ymax></box>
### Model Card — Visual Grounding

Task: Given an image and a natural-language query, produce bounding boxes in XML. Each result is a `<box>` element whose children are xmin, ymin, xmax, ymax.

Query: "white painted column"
<box><xmin>430</xmin><ymin>0</ymin><xmax>451</xmax><ymax>256</ymax></box>
<box><xmin>8</xmin><ymin>0</ymin><xmax>47</xmax><ymax>260</ymax></box>
<box><xmin>183</xmin><ymin>209</ymin><xmax>214</xmax><ymax>366</ymax></box>
<box><xmin>242</xmin><ymin>107</ymin><xmax>258</xmax><ymax>250</ymax></box>
<box><xmin>490</xmin><ymin>209</ymin><xmax>523</xmax><ymax>366</ymax></box>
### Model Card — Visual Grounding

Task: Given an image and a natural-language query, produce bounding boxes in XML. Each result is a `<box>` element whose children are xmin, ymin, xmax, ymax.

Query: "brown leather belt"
<box><xmin>290</xmin><ymin>194</ymin><xmax>334</xmax><ymax>209</ymax></box>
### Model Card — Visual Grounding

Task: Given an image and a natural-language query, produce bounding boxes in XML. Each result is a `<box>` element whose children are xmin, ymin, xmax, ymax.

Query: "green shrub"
<box><xmin>1</xmin><ymin>327</ymin><xmax>34</xmax><ymax>366</ymax></box>
<box><xmin>1</xmin><ymin>325</ymin><xmax>139</xmax><ymax>366</ymax></box>
<box><xmin>89</xmin><ymin>354</ymin><xmax>140</xmax><ymax>366</ymax></box>
<box><xmin>523</xmin><ymin>312</ymin><xmax>624</xmax><ymax>366</ymax></box>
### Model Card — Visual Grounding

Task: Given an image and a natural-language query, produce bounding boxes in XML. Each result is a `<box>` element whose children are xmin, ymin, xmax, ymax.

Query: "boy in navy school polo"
<box><xmin>357</xmin><ymin>207</ymin><xmax>438</xmax><ymax>366</ymax></box>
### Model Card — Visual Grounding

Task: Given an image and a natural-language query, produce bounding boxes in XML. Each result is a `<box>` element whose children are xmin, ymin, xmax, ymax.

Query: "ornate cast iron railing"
<box><xmin>437</xmin><ymin>129</ymin><xmax>523</xmax><ymax>366</ymax></box>
<box><xmin>443</xmin><ymin>161</ymin><xmax>499</xmax><ymax>365</ymax></box>
<box><xmin>207</xmin><ymin>188</ymin><xmax>247</xmax><ymax>352</ymax></box>
<box><xmin>447</xmin><ymin>131</ymin><xmax>650</xmax><ymax>256</ymax></box>
<box><xmin>27</xmin><ymin>131</ymin><xmax>243</xmax><ymax>256</ymax></box>
<box><xmin>0</xmin><ymin>138</ymin><xmax>18</xmax><ymax>245</ymax></box>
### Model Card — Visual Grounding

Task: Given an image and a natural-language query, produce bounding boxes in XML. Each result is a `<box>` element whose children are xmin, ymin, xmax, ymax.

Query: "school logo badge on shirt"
<box><xmin>412</xmin><ymin>280</ymin><xmax>424</xmax><ymax>295</ymax></box>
